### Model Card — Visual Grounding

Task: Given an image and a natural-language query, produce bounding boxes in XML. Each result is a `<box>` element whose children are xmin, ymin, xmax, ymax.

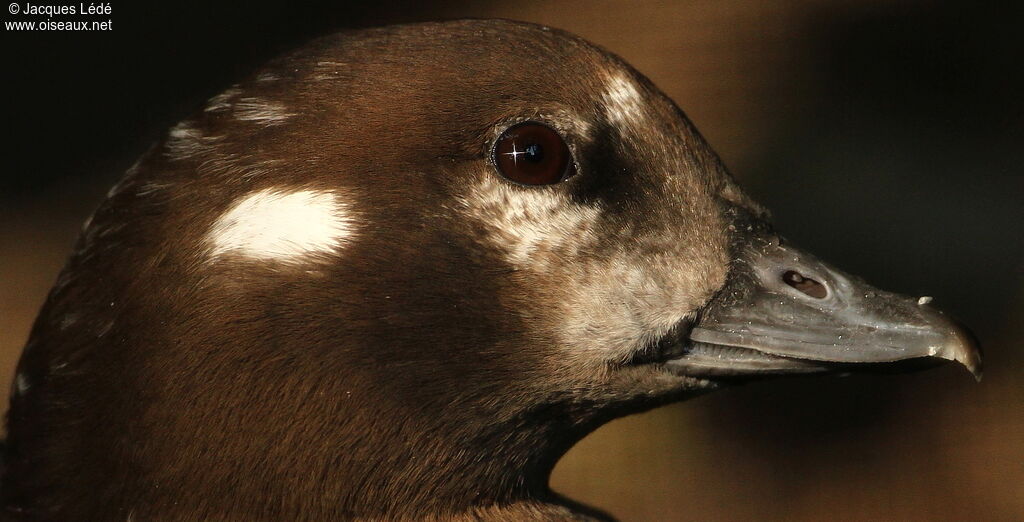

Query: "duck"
<box><xmin>1</xmin><ymin>19</ymin><xmax>980</xmax><ymax>521</ymax></box>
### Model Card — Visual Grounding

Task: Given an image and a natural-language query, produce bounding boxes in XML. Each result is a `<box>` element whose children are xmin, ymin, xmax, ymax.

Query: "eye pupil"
<box><xmin>492</xmin><ymin>122</ymin><xmax>574</xmax><ymax>185</ymax></box>
<box><xmin>524</xmin><ymin>143</ymin><xmax>543</xmax><ymax>162</ymax></box>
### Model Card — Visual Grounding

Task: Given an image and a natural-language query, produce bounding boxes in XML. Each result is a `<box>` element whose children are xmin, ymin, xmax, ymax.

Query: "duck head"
<box><xmin>3</xmin><ymin>19</ymin><xmax>980</xmax><ymax>521</ymax></box>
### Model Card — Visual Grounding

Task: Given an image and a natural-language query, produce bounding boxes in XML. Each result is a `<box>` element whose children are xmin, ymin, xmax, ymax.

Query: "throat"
<box><xmin>337</xmin><ymin>422</ymin><xmax>574</xmax><ymax>518</ymax></box>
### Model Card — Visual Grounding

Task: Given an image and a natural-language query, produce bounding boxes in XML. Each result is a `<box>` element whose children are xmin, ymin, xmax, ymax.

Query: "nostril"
<box><xmin>782</xmin><ymin>270</ymin><xmax>828</xmax><ymax>299</ymax></box>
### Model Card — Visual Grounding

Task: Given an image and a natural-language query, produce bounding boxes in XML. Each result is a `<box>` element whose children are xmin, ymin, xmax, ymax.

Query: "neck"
<box><xmin>264</xmin><ymin>374</ymin><xmax>664</xmax><ymax>520</ymax></box>
<box><xmin>332</xmin><ymin>420</ymin><xmax>616</xmax><ymax>521</ymax></box>
<box><xmin>330</xmin><ymin>401</ymin><xmax>588</xmax><ymax>518</ymax></box>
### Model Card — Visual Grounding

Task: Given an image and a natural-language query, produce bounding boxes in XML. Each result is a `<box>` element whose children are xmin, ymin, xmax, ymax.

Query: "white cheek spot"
<box><xmin>603</xmin><ymin>73</ymin><xmax>646</xmax><ymax>127</ymax></box>
<box><xmin>234</xmin><ymin>97</ymin><xmax>294</xmax><ymax>126</ymax></box>
<box><xmin>207</xmin><ymin>188</ymin><xmax>354</xmax><ymax>263</ymax></box>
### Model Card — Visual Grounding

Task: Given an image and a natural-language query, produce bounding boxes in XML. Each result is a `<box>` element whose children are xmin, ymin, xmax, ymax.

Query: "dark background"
<box><xmin>2</xmin><ymin>1</ymin><xmax>1022</xmax><ymax>520</ymax></box>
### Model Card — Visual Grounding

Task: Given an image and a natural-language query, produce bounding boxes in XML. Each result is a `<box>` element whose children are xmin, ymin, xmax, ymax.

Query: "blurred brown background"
<box><xmin>2</xmin><ymin>1</ymin><xmax>1022</xmax><ymax>520</ymax></box>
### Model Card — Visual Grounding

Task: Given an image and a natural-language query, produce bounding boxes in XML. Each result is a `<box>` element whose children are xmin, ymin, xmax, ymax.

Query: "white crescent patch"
<box><xmin>206</xmin><ymin>188</ymin><xmax>354</xmax><ymax>263</ymax></box>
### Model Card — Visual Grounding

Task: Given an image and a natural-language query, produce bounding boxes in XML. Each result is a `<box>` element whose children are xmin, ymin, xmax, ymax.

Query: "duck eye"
<box><xmin>492</xmin><ymin>122</ymin><xmax>575</xmax><ymax>185</ymax></box>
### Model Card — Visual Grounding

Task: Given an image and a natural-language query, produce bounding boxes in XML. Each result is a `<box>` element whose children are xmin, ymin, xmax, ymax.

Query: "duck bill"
<box><xmin>666</xmin><ymin>235</ymin><xmax>982</xmax><ymax>380</ymax></box>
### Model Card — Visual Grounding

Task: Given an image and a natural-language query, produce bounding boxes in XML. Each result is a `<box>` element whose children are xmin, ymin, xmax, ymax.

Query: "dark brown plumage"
<box><xmin>1</xmin><ymin>20</ymin><xmax>978</xmax><ymax>521</ymax></box>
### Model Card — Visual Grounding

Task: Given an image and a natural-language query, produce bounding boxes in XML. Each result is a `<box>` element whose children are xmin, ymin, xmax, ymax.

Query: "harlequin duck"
<box><xmin>2</xmin><ymin>19</ymin><xmax>980</xmax><ymax>521</ymax></box>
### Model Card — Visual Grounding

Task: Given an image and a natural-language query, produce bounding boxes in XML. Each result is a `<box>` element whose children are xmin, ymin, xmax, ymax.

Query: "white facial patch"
<box><xmin>459</xmin><ymin>166</ymin><xmax>727</xmax><ymax>364</ymax></box>
<box><xmin>460</xmin><ymin>176</ymin><xmax>600</xmax><ymax>267</ymax></box>
<box><xmin>603</xmin><ymin>73</ymin><xmax>647</xmax><ymax>127</ymax></box>
<box><xmin>206</xmin><ymin>189</ymin><xmax>353</xmax><ymax>263</ymax></box>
